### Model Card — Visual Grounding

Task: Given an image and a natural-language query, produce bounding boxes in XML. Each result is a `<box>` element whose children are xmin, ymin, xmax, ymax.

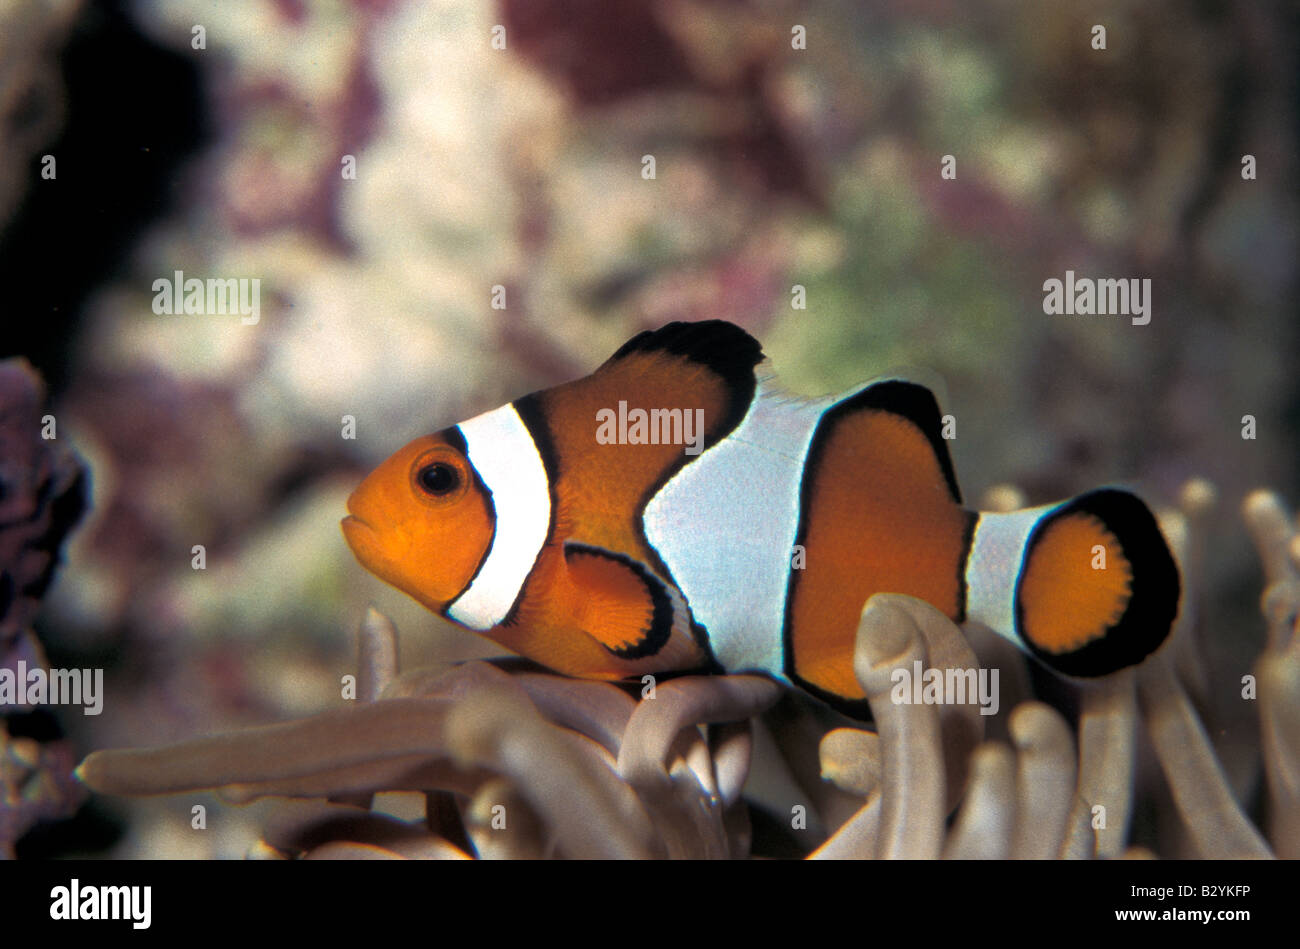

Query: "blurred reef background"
<box><xmin>0</xmin><ymin>0</ymin><xmax>1295</xmax><ymax>857</ymax></box>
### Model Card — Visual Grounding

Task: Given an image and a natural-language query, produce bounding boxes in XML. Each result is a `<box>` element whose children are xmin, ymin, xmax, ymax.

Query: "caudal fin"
<box><xmin>964</xmin><ymin>488</ymin><xmax>1180</xmax><ymax>677</ymax></box>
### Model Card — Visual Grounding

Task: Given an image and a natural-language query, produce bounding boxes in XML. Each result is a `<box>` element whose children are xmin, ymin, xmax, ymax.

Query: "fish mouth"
<box><xmin>340</xmin><ymin>512</ymin><xmax>378</xmax><ymax>561</ymax></box>
<box><xmin>342</xmin><ymin>514</ymin><xmax>399</xmax><ymax>593</ymax></box>
<box><xmin>342</xmin><ymin>490</ymin><xmax>374</xmax><ymax>539</ymax></box>
<box><xmin>340</xmin><ymin>510</ymin><xmax>424</xmax><ymax>606</ymax></box>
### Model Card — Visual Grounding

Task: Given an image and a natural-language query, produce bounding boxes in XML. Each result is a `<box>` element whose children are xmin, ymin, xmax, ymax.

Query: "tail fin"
<box><xmin>964</xmin><ymin>488</ymin><xmax>1180</xmax><ymax>677</ymax></box>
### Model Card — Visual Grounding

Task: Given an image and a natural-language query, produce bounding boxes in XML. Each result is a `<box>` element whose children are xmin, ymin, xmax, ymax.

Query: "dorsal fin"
<box><xmin>845</xmin><ymin>380</ymin><xmax>962</xmax><ymax>503</ymax></box>
<box><xmin>528</xmin><ymin>320</ymin><xmax>765</xmax><ymax>566</ymax></box>
<box><xmin>605</xmin><ymin>319</ymin><xmax>765</xmax><ymax>392</ymax></box>
<box><xmin>598</xmin><ymin>320</ymin><xmax>764</xmax><ymax>453</ymax></box>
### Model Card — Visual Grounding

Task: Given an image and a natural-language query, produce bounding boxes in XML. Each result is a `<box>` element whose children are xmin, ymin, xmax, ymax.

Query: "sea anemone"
<box><xmin>74</xmin><ymin>478</ymin><xmax>1299</xmax><ymax>858</ymax></box>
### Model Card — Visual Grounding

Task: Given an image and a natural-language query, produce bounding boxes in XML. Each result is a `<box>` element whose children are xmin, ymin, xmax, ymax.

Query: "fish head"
<box><xmin>342</xmin><ymin>431</ymin><xmax>496</xmax><ymax>613</ymax></box>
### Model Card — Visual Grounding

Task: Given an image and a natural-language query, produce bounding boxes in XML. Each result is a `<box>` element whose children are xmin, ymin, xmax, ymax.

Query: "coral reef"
<box><xmin>0</xmin><ymin>720</ymin><xmax>82</xmax><ymax>860</ymax></box>
<box><xmin>0</xmin><ymin>358</ymin><xmax>89</xmax><ymax>857</ymax></box>
<box><xmin>0</xmin><ymin>360</ymin><xmax>87</xmax><ymax>654</ymax></box>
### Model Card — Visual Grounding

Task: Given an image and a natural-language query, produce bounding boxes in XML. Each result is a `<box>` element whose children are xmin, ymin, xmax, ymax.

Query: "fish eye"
<box><xmin>408</xmin><ymin>447</ymin><xmax>471</xmax><ymax>506</ymax></box>
<box><xmin>416</xmin><ymin>462</ymin><xmax>461</xmax><ymax>497</ymax></box>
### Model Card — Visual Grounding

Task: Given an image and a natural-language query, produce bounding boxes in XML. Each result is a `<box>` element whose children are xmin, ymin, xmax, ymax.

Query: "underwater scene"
<box><xmin>0</xmin><ymin>0</ymin><xmax>1297</xmax><ymax>871</ymax></box>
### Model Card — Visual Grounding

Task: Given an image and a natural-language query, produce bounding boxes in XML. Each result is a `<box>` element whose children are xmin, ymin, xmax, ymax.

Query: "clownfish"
<box><xmin>342</xmin><ymin>320</ymin><xmax>1179</xmax><ymax>716</ymax></box>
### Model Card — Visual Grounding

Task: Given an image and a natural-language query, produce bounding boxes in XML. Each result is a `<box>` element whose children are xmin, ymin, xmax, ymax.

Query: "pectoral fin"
<box><xmin>562</xmin><ymin>542</ymin><xmax>689</xmax><ymax>661</ymax></box>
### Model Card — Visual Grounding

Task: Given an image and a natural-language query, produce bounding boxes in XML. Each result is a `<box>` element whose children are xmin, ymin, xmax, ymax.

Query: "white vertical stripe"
<box><xmin>643</xmin><ymin>377</ymin><xmax>841</xmax><ymax>680</ymax></box>
<box><xmin>963</xmin><ymin>505</ymin><xmax>1056</xmax><ymax>648</ymax></box>
<box><xmin>447</xmin><ymin>403</ymin><xmax>551</xmax><ymax>630</ymax></box>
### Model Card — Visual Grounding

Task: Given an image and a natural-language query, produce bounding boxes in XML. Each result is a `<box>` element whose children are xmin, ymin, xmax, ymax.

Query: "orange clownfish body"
<box><xmin>343</xmin><ymin>321</ymin><xmax>1179</xmax><ymax>717</ymax></box>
